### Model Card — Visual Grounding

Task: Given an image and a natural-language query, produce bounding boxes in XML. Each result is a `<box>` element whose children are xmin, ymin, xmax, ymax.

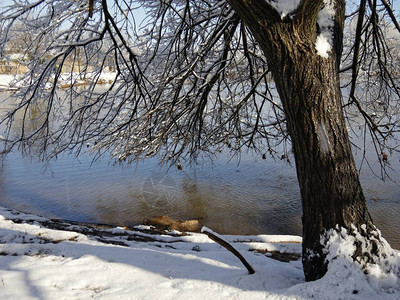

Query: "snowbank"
<box><xmin>0</xmin><ymin>206</ymin><xmax>399</xmax><ymax>299</ymax></box>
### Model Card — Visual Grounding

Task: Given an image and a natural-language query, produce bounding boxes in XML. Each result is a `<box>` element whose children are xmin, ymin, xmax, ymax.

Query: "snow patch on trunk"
<box><xmin>315</xmin><ymin>0</ymin><xmax>335</xmax><ymax>58</ymax></box>
<box><xmin>315</xmin><ymin>34</ymin><xmax>332</xmax><ymax>58</ymax></box>
<box><xmin>267</xmin><ymin>0</ymin><xmax>301</xmax><ymax>19</ymax></box>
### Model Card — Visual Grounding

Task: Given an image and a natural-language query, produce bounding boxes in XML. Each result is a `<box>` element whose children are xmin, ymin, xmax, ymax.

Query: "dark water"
<box><xmin>0</xmin><ymin>151</ymin><xmax>302</xmax><ymax>234</ymax></box>
<box><xmin>0</xmin><ymin>91</ymin><xmax>399</xmax><ymax>249</ymax></box>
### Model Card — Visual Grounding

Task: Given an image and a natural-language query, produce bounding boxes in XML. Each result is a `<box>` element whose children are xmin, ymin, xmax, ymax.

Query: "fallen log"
<box><xmin>143</xmin><ymin>216</ymin><xmax>200</xmax><ymax>232</ymax></box>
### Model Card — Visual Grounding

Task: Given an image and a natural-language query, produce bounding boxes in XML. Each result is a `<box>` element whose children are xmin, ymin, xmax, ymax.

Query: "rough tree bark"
<box><xmin>227</xmin><ymin>0</ymin><xmax>377</xmax><ymax>281</ymax></box>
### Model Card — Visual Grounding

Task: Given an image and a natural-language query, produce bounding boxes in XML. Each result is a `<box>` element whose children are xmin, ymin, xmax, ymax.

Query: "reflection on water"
<box><xmin>0</xmin><ymin>150</ymin><xmax>303</xmax><ymax>233</ymax></box>
<box><xmin>0</xmin><ymin>92</ymin><xmax>399</xmax><ymax>249</ymax></box>
<box><xmin>0</xmin><ymin>149</ymin><xmax>399</xmax><ymax>249</ymax></box>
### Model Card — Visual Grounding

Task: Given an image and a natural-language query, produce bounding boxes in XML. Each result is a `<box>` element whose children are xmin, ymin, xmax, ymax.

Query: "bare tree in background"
<box><xmin>0</xmin><ymin>0</ymin><xmax>399</xmax><ymax>281</ymax></box>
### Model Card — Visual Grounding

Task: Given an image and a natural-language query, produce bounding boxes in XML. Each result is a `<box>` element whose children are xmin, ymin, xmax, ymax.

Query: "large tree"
<box><xmin>0</xmin><ymin>0</ymin><xmax>399</xmax><ymax>281</ymax></box>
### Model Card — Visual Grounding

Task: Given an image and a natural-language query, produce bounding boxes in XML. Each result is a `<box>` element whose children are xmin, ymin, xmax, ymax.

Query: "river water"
<box><xmin>0</xmin><ymin>91</ymin><xmax>399</xmax><ymax>249</ymax></box>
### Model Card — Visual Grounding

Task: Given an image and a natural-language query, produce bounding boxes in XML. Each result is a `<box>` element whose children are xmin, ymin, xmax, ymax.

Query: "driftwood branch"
<box><xmin>201</xmin><ymin>226</ymin><xmax>255</xmax><ymax>274</ymax></box>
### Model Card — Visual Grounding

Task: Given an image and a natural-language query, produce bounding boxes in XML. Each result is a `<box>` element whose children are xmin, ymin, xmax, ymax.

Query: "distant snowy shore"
<box><xmin>0</xmin><ymin>74</ymin><xmax>17</xmax><ymax>90</ymax></box>
<box><xmin>0</xmin><ymin>206</ymin><xmax>399</xmax><ymax>299</ymax></box>
<box><xmin>0</xmin><ymin>72</ymin><xmax>117</xmax><ymax>91</ymax></box>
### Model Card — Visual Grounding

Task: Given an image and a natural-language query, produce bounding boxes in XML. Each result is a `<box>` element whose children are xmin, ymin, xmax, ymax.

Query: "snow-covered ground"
<box><xmin>0</xmin><ymin>206</ymin><xmax>399</xmax><ymax>299</ymax></box>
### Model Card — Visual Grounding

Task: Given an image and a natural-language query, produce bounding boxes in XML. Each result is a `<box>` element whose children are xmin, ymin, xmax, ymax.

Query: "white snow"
<box><xmin>315</xmin><ymin>0</ymin><xmax>336</xmax><ymax>58</ymax></box>
<box><xmin>322</xmin><ymin>225</ymin><xmax>400</xmax><ymax>294</ymax></box>
<box><xmin>1</xmin><ymin>206</ymin><xmax>399</xmax><ymax>299</ymax></box>
<box><xmin>267</xmin><ymin>0</ymin><xmax>301</xmax><ymax>19</ymax></box>
<box><xmin>315</xmin><ymin>33</ymin><xmax>332</xmax><ymax>58</ymax></box>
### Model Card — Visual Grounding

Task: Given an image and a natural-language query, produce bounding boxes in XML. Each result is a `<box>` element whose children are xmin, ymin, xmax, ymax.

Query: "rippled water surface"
<box><xmin>1</xmin><ymin>91</ymin><xmax>399</xmax><ymax>249</ymax></box>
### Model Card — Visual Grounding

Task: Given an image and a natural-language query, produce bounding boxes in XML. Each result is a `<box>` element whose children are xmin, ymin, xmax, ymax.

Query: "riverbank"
<box><xmin>0</xmin><ymin>74</ymin><xmax>17</xmax><ymax>90</ymax></box>
<box><xmin>0</xmin><ymin>206</ymin><xmax>399</xmax><ymax>299</ymax></box>
<box><xmin>0</xmin><ymin>72</ymin><xmax>116</xmax><ymax>91</ymax></box>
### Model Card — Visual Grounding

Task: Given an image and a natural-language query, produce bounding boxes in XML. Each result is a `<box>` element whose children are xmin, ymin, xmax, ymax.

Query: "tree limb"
<box><xmin>201</xmin><ymin>227</ymin><xmax>255</xmax><ymax>274</ymax></box>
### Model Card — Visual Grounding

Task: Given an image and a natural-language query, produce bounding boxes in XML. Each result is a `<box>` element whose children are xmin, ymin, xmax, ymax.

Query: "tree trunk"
<box><xmin>228</xmin><ymin>0</ymin><xmax>377</xmax><ymax>281</ymax></box>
